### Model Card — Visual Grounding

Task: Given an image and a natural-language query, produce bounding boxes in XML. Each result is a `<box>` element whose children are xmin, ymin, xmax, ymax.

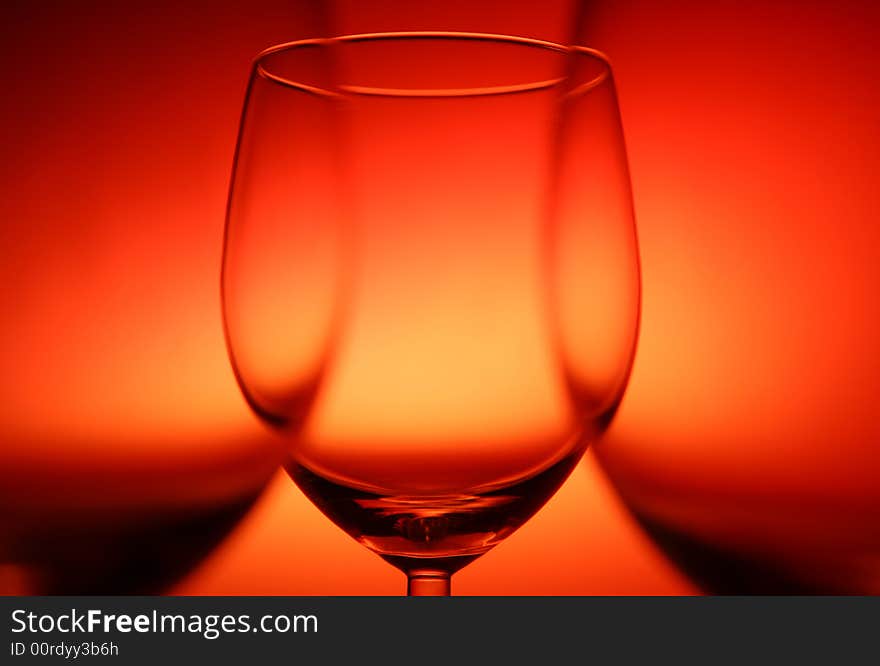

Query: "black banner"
<box><xmin>1</xmin><ymin>596</ymin><xmax>876</xmax><ymax>663</ymax></box>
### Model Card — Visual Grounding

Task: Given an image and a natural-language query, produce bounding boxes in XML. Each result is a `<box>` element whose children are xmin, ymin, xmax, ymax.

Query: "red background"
<box><xmin>1</xmin><ymin>1</ymin><xmax>877</xmax><ymax>594</ymax></box>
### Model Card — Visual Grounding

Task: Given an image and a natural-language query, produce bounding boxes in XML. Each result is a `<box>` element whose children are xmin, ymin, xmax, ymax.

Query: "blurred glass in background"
<box><xmin>578</xmin><ymin>0</ymin><xmax>880</xmax><ymax>593</ymax></box>
<box><xmin>0</xmin><ymin>0</ymin><xmax>330</xmax><ymax>593</ymax></box>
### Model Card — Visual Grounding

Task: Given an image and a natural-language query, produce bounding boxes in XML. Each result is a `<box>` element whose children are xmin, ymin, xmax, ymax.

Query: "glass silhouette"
<box><xmin>0</xmin><ymin>2</ymin><xmax>341</xmax><ymax>596</ymax></box>
<box><xmin>222</xmin><ymin>32</ymin><xmax>640</xmax><ymax>595</ymax></box>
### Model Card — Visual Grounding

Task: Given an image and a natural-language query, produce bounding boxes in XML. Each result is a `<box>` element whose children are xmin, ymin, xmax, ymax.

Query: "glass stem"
<box><xmin>407</xmin><ymin>569</ymin><xmax>451</xmax><ymax>596</ymax></box>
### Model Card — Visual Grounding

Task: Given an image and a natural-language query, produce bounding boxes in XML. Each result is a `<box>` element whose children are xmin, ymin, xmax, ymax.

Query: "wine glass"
<box><xmin>222</xmin><ymin>32</ymin><xmax>640</xmax><ymax>595</ymax></box>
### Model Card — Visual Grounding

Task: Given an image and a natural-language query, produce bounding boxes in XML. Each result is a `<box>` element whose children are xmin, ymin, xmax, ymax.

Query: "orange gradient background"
<box><xmin>1</xmin><ymin>0</ymin><xmax>877</xmax><ymax>594</ymax></box>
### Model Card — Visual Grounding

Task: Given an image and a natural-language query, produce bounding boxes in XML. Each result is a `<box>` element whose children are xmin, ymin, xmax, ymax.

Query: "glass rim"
<box><xmin>253</xmin><ymin>31</ymin><xmax>612</xmax><ymax>99</ymax></box>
